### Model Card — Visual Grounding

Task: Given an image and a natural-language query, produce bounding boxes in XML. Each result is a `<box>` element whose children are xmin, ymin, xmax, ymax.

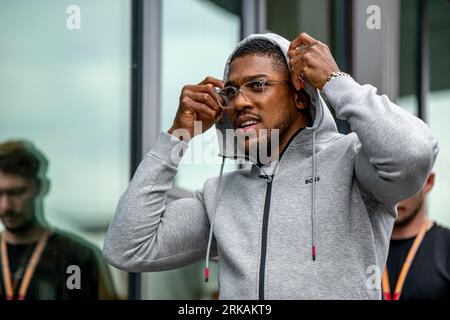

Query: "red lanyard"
<box><xmin>382</xmin><ymin>220</ymin><xmax>432</xmax><ymax>300</ymax></box>
<box><xmin>1</xmin><ymin>231</ymin><xmax>50</xmax><ymax>300</ymax></box>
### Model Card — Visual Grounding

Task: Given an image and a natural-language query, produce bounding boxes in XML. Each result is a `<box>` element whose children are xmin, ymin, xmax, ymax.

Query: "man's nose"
<box><xmin>233</xmin><ymin>90</ymin><xmax>252</xmax><ymax>112</ymax></box>
<box><xmin>0</xmin><ymin>194</ymin><xmax>12</xmax><ymax>213</ymax></box>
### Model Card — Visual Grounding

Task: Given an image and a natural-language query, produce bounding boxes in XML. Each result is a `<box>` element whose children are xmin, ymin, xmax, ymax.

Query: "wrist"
<box><xmin>167</xmin><ymin>125</ymin><xmax>193</xmax><ymax>142</ymax></box>
<box><xmin>322</xmin><ymin>71</ymin><xmax>350</xmax><ymax>90</ymax></box>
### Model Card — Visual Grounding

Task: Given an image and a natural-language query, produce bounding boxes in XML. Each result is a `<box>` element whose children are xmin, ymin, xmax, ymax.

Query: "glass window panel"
<box><xmin>0</xmin><ymin>0</ymin><xmax>131</xmax><ymax>299</ymax></box>
<box><xmin>426</xmin><ymin>0</ymin><xmax>450</xmax><ymax>228</ymax></box>
<box><xmin>397</xmin><ymin>0</ymin><xmax>418</xmax><ymax>116</ymax></box>
<box><xmin>145</xmin><ymin>0</ymin><xmax>240</xmax><ymax>300</ymax></box>
<box><xmin>267</xmin><ymin>0</ymin><xmax>330</xmax><ymax>44</ymax></box>
<box><xmin>161</xmin><ymin>0</ymin><xmax>240</xmax><ymax>192</ymax></box>
<box><xmin>398</xmin><ymin>0</ymin><xmax>450</xmax><ymax>228</ymax></box>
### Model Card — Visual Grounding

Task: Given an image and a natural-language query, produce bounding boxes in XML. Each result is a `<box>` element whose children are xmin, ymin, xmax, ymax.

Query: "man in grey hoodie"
<box><xmin>103</xmin><ymin>32</ymin><xmax>438</xmax><ymax>299</ymax></box>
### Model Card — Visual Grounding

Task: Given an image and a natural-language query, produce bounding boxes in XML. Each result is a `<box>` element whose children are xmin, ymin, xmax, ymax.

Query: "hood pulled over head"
<box><xmin>215</xmin><ymin>33</ymin><xmax>337</xmax><ymax>161</ymax></box>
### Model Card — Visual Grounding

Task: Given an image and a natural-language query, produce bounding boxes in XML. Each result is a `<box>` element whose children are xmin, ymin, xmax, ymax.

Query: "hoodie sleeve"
<box><xmin>103</xmin><ymin>132</ymin><xmax>216</xmax><ymax>272</ymax></box>
<box><xmin>322</xmin><ymin>76</ymin><xmax>439</xmax><ymax>207</ymax></box>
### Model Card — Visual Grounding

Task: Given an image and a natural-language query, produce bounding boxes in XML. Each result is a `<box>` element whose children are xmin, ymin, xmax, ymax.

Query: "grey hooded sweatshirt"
<box><xmin>103</xmin><ymin>33</ymin><xmax>439</xmax><ymax>299</ymax></box>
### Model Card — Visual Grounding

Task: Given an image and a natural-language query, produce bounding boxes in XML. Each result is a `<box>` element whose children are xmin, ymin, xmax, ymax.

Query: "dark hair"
<box><xmin>230</xmin><ymin>39</ymin><xmax>289</xmax><ymax>73</ymax></box>
<box><xmin>0</xmin><ymin>140</ymin><xmax>48</xmax><ymax>181</ymax></box>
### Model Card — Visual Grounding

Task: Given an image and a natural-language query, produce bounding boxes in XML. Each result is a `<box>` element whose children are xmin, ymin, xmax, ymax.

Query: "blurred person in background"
<box><xmin>0</xmin><ymin>140</ymin><xmax>117</xmax><ymax>300</ymax></box>
<box><xmin>383</xmin><ymin>172</ymin><xmax>450</xmax><ymax>300</ymax></box>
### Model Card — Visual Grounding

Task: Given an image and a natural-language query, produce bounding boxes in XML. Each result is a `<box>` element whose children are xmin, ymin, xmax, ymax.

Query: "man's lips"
<box><xmin>234</xmin><ymin>115</ymin><xmax>261</xmax><ymax>130</ymax></box>
<box><xmin>0</xmin><ymin>215</ymin><xmax>19</xmax><ymax>223</ymax></box>
<box><xmin>236</xmin><ymin>122</ymin><xmax>261</xmax><ymax>133</ymax></box>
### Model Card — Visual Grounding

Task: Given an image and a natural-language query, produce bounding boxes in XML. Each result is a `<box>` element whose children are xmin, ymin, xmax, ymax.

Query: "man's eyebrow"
<box><xmin>0</xmin><ymin>187</ymin><xmax>27</xmax><ymax>193</ymax></box>
<box><xmin>225</xmin><ymin>74</ymin><xmax>269</xmax><ymax>87</ymax></box>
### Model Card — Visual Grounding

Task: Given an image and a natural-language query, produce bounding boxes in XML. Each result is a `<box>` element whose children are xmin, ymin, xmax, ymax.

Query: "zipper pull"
<box><xmin>267</xmin><ymin>176</ymin><xmax>273</xmax><ymax>183</ymax></box>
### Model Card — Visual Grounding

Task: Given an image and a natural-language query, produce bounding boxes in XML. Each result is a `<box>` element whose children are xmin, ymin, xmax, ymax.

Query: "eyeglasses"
<box><xmin>216</xmin><ymin>79</ymin><xmax>290</xmax><ymax>110</ymax></box>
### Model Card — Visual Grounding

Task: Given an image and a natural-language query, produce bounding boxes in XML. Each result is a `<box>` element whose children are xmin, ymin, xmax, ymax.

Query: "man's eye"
<box><xmin>221</xmin><ymin>87</ymin><xmax>237</xmax><ymax>97</ymax></box>
<box><xmin>247</xmin><ymin>81</ymin><xmax>265</xmax><ymax>91</ymax></box>
<box><xmin>8</xmin><ymin>189</ymin><xmax>26</xmax><ymax>197</ymax></box>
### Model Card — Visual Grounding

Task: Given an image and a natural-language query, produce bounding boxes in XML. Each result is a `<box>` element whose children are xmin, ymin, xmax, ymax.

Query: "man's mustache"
<box><xmin>0</xmin><ymin>210</ymin><xmax>17</xmax><ymax>217</ymax></box>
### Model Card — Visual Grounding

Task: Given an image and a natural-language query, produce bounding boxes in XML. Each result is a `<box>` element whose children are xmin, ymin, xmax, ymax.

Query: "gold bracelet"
<box><xmin>324</xmin><ymin>71</ymin><xmax>350</xmax><ymax>87</ymax></box>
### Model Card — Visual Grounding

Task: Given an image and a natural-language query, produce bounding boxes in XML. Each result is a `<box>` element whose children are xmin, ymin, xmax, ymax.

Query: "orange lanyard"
<box><xmin>1</xmin><ymin>231</ymin><xmax>50</xmax><ymax>300</ymax></box>
<box><xmin>382</xmin><ymin>220</ymin><xmax>432</xmax><ymax>300</ymax></box>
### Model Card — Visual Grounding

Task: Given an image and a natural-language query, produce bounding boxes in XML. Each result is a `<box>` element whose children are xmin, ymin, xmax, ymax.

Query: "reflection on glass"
<box><xmin>0</xmin><ymin>141</ymin><xmax>116</xmax><ymax>299</ymax></box>
<box><xmin>0</xmin><ymin>0</ymin><xmax>131</xmax><ymax>298</ymax></box>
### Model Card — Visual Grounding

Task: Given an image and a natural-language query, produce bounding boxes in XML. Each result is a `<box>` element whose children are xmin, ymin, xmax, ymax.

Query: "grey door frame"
<box><xmin>129</xmin><ymin>0</ymin><xmax>163</xmax><ymax>300</ymax></box>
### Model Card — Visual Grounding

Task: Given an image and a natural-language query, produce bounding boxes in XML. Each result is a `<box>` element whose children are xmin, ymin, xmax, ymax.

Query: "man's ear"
<box><xmin>37</xmin><ymin>178</ymin><xmax>50</xmax><ymax>197</ymax></box>
<box><xmin>294</xmin><ymin>89</ymin><xmax>309</xmax><ymax>111</ymax></box>
<box><xmin>423</xmin><ymin>172</ymin><xmax>435</xmax><ymax>195</ymax></box>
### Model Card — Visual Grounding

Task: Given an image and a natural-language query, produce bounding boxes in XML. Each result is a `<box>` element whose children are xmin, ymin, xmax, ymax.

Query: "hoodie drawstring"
<box><xmin>311</xmin><ymin>127</ymin><xmax>317</xmax><ymax>261</ymax></box>
<box><xmin>205</xmin><ymin>123</ymin><xmax>317</xmax><ymax>283</ymax></box>
<box><xmin>204</xmin><ymin>156</ymin><xmax>226</xmax><ymax>282</ymax></box>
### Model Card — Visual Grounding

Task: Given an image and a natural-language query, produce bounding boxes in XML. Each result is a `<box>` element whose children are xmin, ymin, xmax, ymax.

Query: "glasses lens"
<box><xmin>245</xmin><ymin>80</ymin><xmax>265</xmax><ymax>91</ymax></box>
<box><xmin>218</xmin><ymin>87</ymin><xmax>237</xmax><ymax>107</ymax></box>
<box><xmin>218</xmin><ymin>80</ymin><xmax>266</xmax><ymax>109</ymax></box>
<box><xmin>242</xmin><ymin>80</ymin><xmax>265</xmax><ymax>101</ymax></box>
<box><xmin>220</xmin><ymin>87</ymin><xmax>237</xmax><ymax>98</ymax></box>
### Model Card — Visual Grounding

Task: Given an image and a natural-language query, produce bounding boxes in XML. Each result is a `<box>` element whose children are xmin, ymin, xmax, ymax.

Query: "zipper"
<box><xmin>258</xmin><ymin>175</ymin><xmax>273</xmax><ymax>300</ymax></box>
<box><xmin>256</xmin><ymin>126</ymin><xmax>306</xmax><ymax>300</ymax></box>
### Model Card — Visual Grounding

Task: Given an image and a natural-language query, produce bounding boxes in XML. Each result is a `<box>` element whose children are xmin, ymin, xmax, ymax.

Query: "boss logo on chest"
<box><xmin>305</xmin><ymin>176</ymin><xmax>320</xmax><ymax>184</ymax></box>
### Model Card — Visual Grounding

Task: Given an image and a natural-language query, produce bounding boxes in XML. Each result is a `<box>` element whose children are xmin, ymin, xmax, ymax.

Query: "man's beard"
<box><xmin>240</xmin><ymin>109</ymin><xmax>295</xmax><ymax>165</ymax></box>
<box><xmin>395</xmin><ymin>201</ymin><xmax>422</xmax><ymax>227</ymax></box>
<box><xmin>2</xmin><ymin>212</ymin><xmax>38</xmax><ymax>234</ymax></box>
<box><xmin>275</xmin><ymin>108</ymin><xmax>296</xmax><ymax>146</ymax></box>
